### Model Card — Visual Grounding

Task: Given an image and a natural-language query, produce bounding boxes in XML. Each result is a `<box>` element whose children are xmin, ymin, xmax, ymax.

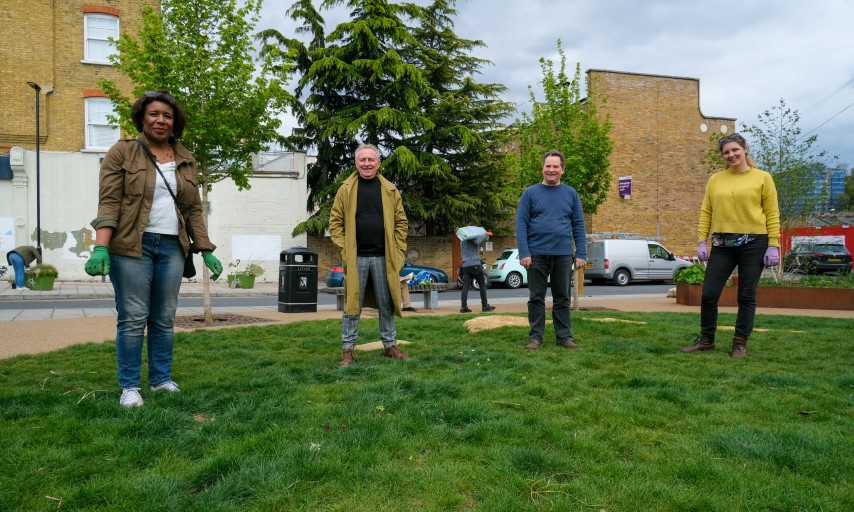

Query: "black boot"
<box><xmin>682</xmin><ymin>336</ymin><xmax>715</xmax><ymax>353</ymax></box>
<box><xmin>731</xmin><ymin>336</ymin><xmax>747</xmax><ymax>357</ymax></box>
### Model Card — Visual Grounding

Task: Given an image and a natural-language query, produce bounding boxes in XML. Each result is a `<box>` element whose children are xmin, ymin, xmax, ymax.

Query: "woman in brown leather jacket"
<box><xmin>84</xmin><ymin>91</ymin><xmax>223</xmax><ymax>407</ymax></box>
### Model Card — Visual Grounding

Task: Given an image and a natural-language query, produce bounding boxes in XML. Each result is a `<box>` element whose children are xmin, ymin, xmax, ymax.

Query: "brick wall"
<box><xmin>586</xmin><ymin>70</ymin><xmax>736</xmax><ymax>256</ymax></box>
<box><xmin>0</xmin><ymin>0</ymin><xmax>156</xmax><ymax>152</ymax></box>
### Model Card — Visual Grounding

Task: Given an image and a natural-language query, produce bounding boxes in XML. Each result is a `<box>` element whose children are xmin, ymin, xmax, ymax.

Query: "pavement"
<box><xmin>1</xmin><ymin>279</ymin><xmax>851</xmax><ymax>360</ymax></box>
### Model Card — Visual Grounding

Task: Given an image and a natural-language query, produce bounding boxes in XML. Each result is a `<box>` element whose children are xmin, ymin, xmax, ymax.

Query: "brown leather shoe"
<box><xmin>557</xmin><ymin>338</ymin><xmax>583</xmax><ymax>349</ymax></box>
<box><xmin>384</xmin><ymin>345</ymin><xmax>408</xmax><ymax>360</ymax></box>
<box><xmin>525</xmin><ymin>339</ymin><xmax>543</xmax><ymax>350</ymax></box>
<box><xmin>338</xmin><ymin>349</ymin><xmax>355</xmax><ymax>366</ymax></box>
<box><xmin>682</xmin><ymin>336</ymin><xmax>715</xmax><ymax>353</ymax></box>
<box><xmin>731</xmin><ymin>336</ymin><xmax>747</xmax><ymax>358</ymax></box>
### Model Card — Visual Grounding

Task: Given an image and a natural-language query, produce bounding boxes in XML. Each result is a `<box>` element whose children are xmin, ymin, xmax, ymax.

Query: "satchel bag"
<box><xmin>136</xmin><ymin>140</ymin><xmax>196</xmax><ymax>278</ymax></box>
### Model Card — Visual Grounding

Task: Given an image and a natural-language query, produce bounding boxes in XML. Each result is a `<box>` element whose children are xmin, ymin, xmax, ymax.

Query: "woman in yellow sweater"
<box><xmin>682</xmin><ymin>133</ymin><xmax>780</xmax><ymax>357</ymax></box>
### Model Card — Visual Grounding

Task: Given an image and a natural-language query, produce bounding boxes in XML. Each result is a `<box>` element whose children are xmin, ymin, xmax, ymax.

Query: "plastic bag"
<box><xmin>456</xmin><ymin>226</ymin><xmax>487</xmax><ymax>241</ymax></box>
<box><xmin>414</xmin><ymin>270</ymin><xmax>432</xmax><ymax>285</ymax></box>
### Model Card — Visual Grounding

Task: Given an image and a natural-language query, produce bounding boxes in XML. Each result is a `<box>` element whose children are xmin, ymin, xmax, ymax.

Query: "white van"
<box><xmin>585</xmin><ymin>239</ymin><xmax>691</xmax><ymax>286</ymax></box>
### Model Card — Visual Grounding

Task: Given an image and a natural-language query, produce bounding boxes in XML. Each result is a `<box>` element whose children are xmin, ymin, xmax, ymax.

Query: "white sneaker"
<box><xmin>19</xmin><ymin>287</ymin><xmax>29</xmax><ymax>291</ymax></box>
<box><xmin>150</xmin><ymin>380</ymin><xmax>180</xmax><ymax>393</ymax></box>
<box><xmin>120</xmin><ymin>388</ymin><xmax>144</xmax><ymax>407</ymax></box>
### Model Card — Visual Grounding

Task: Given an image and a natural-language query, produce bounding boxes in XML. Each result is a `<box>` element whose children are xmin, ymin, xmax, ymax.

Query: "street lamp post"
<box><xmin>26</xmin><ymin>81</ymin><xmax>42</xmax><ymax>255</ymax></box>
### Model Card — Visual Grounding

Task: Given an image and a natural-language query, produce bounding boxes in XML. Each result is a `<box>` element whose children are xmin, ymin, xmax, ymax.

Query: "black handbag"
<box><xmin>136</xmin><ymin>140</ymin><xmax>196</xmax><ymax>278</ymax></box>
<box><xmin>183</xmin><ymin>253</ymin><xmax>197</xmax><ymax>279</ymax></box>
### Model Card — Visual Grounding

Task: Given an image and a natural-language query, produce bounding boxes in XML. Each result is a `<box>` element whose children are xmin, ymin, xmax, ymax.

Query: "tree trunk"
<box><xmin>201</xmin><ymin>183</ymin><xmax>215</xmax><ymax>324</ymax></box>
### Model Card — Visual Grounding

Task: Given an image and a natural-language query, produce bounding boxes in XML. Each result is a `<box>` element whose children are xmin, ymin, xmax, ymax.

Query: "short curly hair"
<box><xmin>130</xmin><ymin>90</ymin><xmax>187</xmax><ymax>140</ymax></box>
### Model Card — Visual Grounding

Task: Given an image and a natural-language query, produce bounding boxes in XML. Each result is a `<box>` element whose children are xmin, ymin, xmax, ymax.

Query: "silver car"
<box><xmin>585</xmin><ymin>239</ymin><xmax>691</xmax><ymax>286</ymax></box>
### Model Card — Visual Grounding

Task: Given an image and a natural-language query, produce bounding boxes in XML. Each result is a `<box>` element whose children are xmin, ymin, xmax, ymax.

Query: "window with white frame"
<box><xmin>85</xmin><ymin>97</ymin><xmax>120</xmax><ymax>150</ymax></box>
<box><xmin>83</xmin><ymin>14</ymin><xmax>119</xmax><ymax>63</ymax></box>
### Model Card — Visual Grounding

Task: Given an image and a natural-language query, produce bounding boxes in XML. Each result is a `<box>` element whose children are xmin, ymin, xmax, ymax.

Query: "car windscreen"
<box><xmin>814</xmin><ymin>244</ymin><xmax>848</xmax><ymax>253</ymax></box>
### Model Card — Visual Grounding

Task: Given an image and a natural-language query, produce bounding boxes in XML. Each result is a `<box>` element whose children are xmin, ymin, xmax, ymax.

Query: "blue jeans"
<box><xmin>460</xmin><ymin>264</ymin><xmax>488</xmax><ymax>307</ymax></box>
<box><xmin>9</xmin><ymin>252</ymin><xmax>26</xmax><ymax>288</ymax></box>
<box><xmin>701</xmin><ymin>236</ymin><xmax>768</xmax><ymax>340</ymax></box>
<box><xmin>527</xmin><ymin>255</ymin><xmax>574</xmax><ymax>342</ymax></box>
<box><xmin>342</xmin><ymin>256</ymin><xmax>396</xmax><ymax>350</ymax></box>
<box><xmin>110</xmin><ymin>232</ymin><xmax>184</xmax><ymax>389</ymax></box>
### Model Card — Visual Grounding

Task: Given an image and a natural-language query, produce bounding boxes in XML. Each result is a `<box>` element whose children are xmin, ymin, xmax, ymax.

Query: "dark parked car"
<box><xmin>782</xmin><ymin>243</ymin><xmax>852</xmax><ymax>274</ymax></box>
<box><xmin>325</xmin><ymin>261</ymin><xmax>449</xmax><ymax>288</ymax></box>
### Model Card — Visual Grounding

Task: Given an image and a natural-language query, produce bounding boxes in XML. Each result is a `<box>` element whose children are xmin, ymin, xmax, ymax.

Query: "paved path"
<box><xmin>1</xmin><ymin>280</ymin><xmax>851</xmax><ymax>360</ymax></box>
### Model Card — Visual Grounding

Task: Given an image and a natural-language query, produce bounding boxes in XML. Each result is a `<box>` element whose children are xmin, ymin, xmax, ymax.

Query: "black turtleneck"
<box><xmin>356</xmin><ymin>176</ymin><xmax>385</xmax><ymax>256</ymax></box>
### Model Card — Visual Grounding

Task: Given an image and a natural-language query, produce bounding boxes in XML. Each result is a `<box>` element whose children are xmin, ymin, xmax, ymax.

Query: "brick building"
<box><xmin>1</xmin><ymin>1</ymin><xmax>309</xmax><ymax>281</ymax></box>
<box><xmin>1</xmin><ymin>0</ymin><xmax>155</xmax><ymax>152</ymax></box>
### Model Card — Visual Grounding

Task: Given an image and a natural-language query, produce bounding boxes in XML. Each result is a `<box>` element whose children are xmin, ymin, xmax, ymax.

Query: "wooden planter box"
<box><xmin>24</xmin><ymin>274</ymin><xmax>56</xmax><ymax>291</ymax></box>
<box><xmin>675</xmin><ymin>282</ymin><xmax>854</xmax><ymax>310</ymax></box>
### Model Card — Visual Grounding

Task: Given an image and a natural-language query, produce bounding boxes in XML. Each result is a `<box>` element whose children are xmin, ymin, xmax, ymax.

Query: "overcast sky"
<box><xmin>258</xmin><ymin>0</ymin><xmax>854</xmax><ymax>168</ymax></box>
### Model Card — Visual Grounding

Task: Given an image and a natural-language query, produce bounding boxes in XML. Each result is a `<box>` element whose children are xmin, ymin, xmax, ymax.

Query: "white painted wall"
<box><xmin>1</xmin><ymin>148</ymin><xmax>309</xmax><ymax>282</ymax></box>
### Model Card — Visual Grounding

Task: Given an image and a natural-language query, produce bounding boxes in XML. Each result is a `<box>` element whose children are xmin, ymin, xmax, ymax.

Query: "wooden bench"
<box><xmin>330</xmin><ymin>283</ymin><xmax>450</xmax><ymax>311</ymax></box>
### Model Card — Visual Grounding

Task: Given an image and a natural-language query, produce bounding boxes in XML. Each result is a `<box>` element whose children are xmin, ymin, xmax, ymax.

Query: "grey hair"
<box><xmin>355</xmin><ymin>143</ymin><xmax>381</xmax><ymax>161</ymax></box>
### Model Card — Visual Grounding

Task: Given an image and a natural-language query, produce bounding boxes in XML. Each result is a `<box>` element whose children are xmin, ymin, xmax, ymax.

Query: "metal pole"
<box><xmin>26</xmin><ymin>82</ymin><xmax>42</xmax><ymax>255</ymax></box>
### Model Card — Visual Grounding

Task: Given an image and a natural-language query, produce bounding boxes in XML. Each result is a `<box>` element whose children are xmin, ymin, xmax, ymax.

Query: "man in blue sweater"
<box><xmin>516</xmin><ymin>150</ymin><xmax>587</xmax><ymax>350</ymax></box>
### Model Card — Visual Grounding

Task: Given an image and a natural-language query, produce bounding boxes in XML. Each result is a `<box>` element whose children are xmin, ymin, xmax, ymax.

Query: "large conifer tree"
<box><xmin>262</xmin><ymin>0</ymin><xmax>517</xmax><ymax>235</ymax></box>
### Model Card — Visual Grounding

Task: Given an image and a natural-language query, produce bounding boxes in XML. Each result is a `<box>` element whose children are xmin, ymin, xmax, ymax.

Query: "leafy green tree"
<box><xmin>511</xmin><ymin>40</ymin><xmax>613</xmax><ymax>214</ymax></box>
<box><xmin>742</xmin><ymin>99</ymin><xmax>833</xmax><ymax>235</ymax></box>
<box><xmin>100</xmin><ymin>0</ymin><xmax>291</xmax><ymax>322</ymax></box>
<box><xmin>102</xmin><ymin>0</ymin><xmax>289</xmax><ymax>191</ymax></box>
<box><xmin>841</xmin><ymin>171</ymin><xmax>854</xmax><ymax>211</ymax></box>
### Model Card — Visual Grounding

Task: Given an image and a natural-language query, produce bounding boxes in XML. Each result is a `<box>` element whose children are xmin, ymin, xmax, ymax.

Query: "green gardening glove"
<box><xmin>85</xmin><ymin>245</ymin><xmax>110</xmax><ymax>276</ymax></box>
<box><xmin>202</xmin><ymin>252</ymin><xmax>223</xmax><ymax>280</ymax></box>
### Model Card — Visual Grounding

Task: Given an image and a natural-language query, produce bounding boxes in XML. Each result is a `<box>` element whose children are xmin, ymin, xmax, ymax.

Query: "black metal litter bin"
<box><xmin>278</xmin><ymin>247</ymin><xmax>318</xmax><ymax>313</ymax></box>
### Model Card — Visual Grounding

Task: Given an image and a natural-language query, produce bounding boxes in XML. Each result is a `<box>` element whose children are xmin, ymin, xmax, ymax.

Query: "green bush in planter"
<box><xmin>226</xmin><ymin>262</ymin><xmax>263</xmax><ymax>288</ymax></box>
<box><xmin>25</xmin><ymin>264</ymin><xmax>59</xmax><ymax>290</ymax></box>
<box><xmin>674</xmin><ymin>264</ymin><xmax>705</xmax><ymax>285</ymax></box>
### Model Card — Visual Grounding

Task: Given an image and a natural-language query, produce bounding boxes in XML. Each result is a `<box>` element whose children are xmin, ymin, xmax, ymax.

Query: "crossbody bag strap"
<box><xmin>135</xmin><ymin>139</ymin><xmax>179</xmax><ymax>204</ymax></box>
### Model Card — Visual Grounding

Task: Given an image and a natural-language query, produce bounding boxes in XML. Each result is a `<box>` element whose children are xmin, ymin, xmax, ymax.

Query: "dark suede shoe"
<box><xmin>682</xmin><ymin>336</ymin><xmax>715</xmax><ymax>353</ymax></box>
<box><xmin>525</xmin><ymin>339</ymin><xmax>543</xmax><ymax>350</ymax></box>
<box><xmin>402</xmin><ymin>307</ymin><xmax>417</xmax><ymax>312</ymax></box>
<box><xmin>482</xmin><ymin>305</ymin><xmax>496</xmax><ymax>312</ymax></box>
<box><xmin>338</xmin><ymin>349</ymin><xmax>355</xmax><ymax>367</ymax></box>
<box><xmin>731</xmin><ymin>336</ymin><xmax>747</xmax><ymax>358</ymax></box>
<box><xmin>557</xmin><ymin>338</ymin><xmax>583</xmax><ymax>349</ymax></box>
<box><xmin>384</xmin><ymin>345</ymin><xmax>408</xmax><ymax>360</ymax></box>
<box><xmin>460</xmin><ymin>306</ymin><xmax>472</xmax><ymax>313</ymax></box>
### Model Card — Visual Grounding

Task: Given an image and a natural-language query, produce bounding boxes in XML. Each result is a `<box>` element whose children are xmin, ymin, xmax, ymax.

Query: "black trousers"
<box><xmin>460</xmin><ymin>264</ymin><xmax>488</xmax><ymax>307</ymax></box>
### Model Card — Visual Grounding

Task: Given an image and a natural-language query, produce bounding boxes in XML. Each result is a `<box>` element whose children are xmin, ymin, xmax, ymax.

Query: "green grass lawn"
<box><xmin>1</xmin><ymin>311</ymin><xmax>853</xmax><ymax>511</ymax></box>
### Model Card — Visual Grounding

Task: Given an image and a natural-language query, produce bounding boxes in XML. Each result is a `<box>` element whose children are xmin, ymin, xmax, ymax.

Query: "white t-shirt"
<box><xmin>145</xmin><ymin>160</ymin><xmax>180</xmax><ymax>235</ymax></box>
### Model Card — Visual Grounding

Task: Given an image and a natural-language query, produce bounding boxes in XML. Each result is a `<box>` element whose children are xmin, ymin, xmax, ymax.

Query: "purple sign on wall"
<box><xmin>619</xmin><ymin>176</ymin><xmax>632</xmax><ymax>198</ymax></box>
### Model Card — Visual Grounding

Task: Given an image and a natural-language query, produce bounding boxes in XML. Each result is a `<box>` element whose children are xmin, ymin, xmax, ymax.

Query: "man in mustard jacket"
<box><xmin>329</xmin><ymin>143</ymin><xmax>409</xmax><ymax>366</ymax></box>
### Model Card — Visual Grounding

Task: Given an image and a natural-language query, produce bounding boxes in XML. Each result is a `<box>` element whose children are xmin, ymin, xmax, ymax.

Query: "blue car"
<box><xmin>325</xmin><ymin>261</ymin><xmax>449</xmax><ymax>288</ymax></box>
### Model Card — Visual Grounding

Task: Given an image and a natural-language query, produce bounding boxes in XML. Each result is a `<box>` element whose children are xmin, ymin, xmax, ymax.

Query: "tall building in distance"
<box><xmin>826</xmin><ymin>166</ymin><xmax>850</xmax><ymax>211</ymax></box>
